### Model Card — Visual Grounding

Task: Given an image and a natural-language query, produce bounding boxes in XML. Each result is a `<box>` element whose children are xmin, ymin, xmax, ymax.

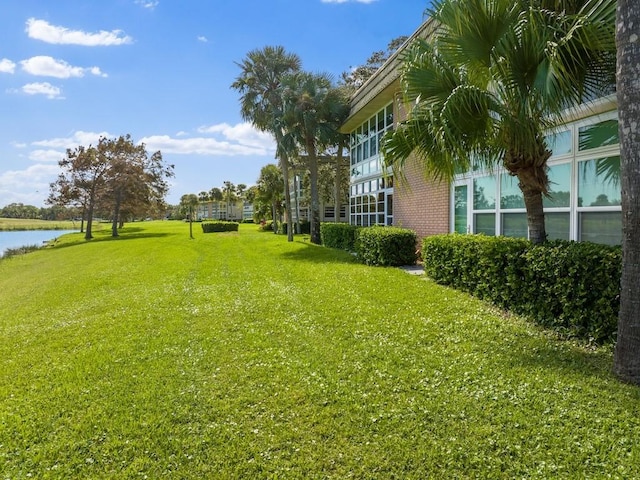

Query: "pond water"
<box><xmin>0</xmin><ymin>230</ymin><xmax>77</xmax><ymax>257</ymax></box>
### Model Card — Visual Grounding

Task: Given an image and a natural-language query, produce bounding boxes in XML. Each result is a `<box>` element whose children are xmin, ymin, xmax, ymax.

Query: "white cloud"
<box><xmin>139</xmin><ymin>123</ymin><xmax>275</xmax><ymax>157</ymax></box>
<box><xmin>32</xmin><ymin>131</ymin><xmax>112</xmax><ymax>149</ymax></box>
<box><xmin>135</xmin><ymin>0</ymin><xmax>159</xmax><ymax>9</ymax></box>
<box><xmin>196</xmin><ymin>122</ymin><xmax>275</xmax><ymax>150</ymax></box>
<box><xmin>0</xmin><ymin>58</ymin><xmax>16</xmax><ymax>74</ymax></box>
<box><xmin>0</xmin><ymin>163</ymin><xmax>60</xmax><ymax>200</ymax></box>
<box><xmin>197</xmin><ymin>36</ymin><xmax>208</xmax><ymax>43</ymax></box>
<box><xmin>20</xmin><ymin>82</ymin><xmax>63</xmax><ymax>99</ymax></box>
<box><xmin>26</xmin><ymin>18</ymin><xmax>133</xmax><ymax>46</ymax></box>
<box><xmin>29</xmin><ymin>149</ymin><xmax>65</xmax><ymax>163</ymax></box>
<box><xmin>21</xmin><ymin>56</ymin><xmax>106</xmax><ymax>79</ymax></box>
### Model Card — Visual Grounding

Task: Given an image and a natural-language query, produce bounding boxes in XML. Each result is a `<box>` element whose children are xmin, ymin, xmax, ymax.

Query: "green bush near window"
<box><xmin>320</xmin><ymin>223</ymin><xmax>359</xmax><ymax>251</ymax></box>
<box><xmin>201</xmin><ymin>221</ymin><xmax>240</xmax><ymax>233</ymax></box>
<box><xmin>356</xmin><ymin>226</ymin><xmax>418</xmax><ymax>266</ymax></box>
<box><xmin>422</xmin><ymin>234</ymin><xmax>621</xmax><ymax>343</ymax></box>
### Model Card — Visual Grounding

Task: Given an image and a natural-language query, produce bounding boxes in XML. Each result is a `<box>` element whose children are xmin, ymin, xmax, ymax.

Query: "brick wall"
<box><xmin>393</xmin><ymin>154</ymin><xmax>450</xmax><ymax>242</ymax></box>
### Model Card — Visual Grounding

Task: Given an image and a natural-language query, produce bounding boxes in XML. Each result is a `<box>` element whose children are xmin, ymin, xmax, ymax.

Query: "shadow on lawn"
<box><xmin>278</xmin><ymin>239</ymin><xmax>358</xmax><ymax>265</ymax></box>
<box><xmin>50</xmin><ymin>230</ymin><xmax>174</xmax><ymax>251</ymax></box>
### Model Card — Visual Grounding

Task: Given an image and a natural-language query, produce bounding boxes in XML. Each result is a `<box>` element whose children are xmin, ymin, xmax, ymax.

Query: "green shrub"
<box><xmin>320</xmin><ymin>223</ymin><xmax>359</xmax><ymax>251</ymax></box>
<box><xmin>201</xmin><ymin>221</ymin><xmax>239</xmax><ymax>233</ymax></box>
<box><xmin>422</xmin><ymin>234</ymin><xmax>621</xmax><ymax>343</ymax></box>
<box><xmin>356</xmin><ymin>226</ymin><xmax>418</xmax><ymax>267</ymax></box>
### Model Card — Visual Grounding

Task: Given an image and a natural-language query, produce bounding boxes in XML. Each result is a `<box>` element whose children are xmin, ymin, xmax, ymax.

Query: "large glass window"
<box><xmin>473</xmin><ymin>176</ymin><xmax>496</xmax><ymax>210</ymax></box>
<box><xmin>546</xmin><ymin>212</ymin><xmax>570</xmax><ymax>241</ymax></box>
<box><xmin>580</xmin><ymin>212</ymin><xmax>622</xmax><ymax>245</ymax></box>
<box><xmin>578</xmin><ymin>156</ymin><xmax>621</xmax><ymax>207</ymax></box>
<box><xmin>546</xmin><ymin>129</ymin><xmax>572</xmax><ymax>156</ymax></box>
<box><xmin>578</xmin><ymin>119</ymin><xmax>619</xmax><ymax>151</ymax></box>
<box><xmin>474</xmin><ymin>213</ymin><xmax>495</xmax><ymax>236</ymax></box>
<box><xmin>500</xmin><ymin>174</ymin><xmax>524</xmax><ymax>209</ymax></box>
<box><xmin>454</xmin><ymin>185</ymin><xmax>468</xmax><ymax>233</ymax></box>
<box><xmin>501</xmin><ymin>213</ymin><xmax>527</xmax><ymax>238</ymax></box>
<box><xmin>544</xmin><ymin>163</ymin><xmax>571</xmax><ymax>208</ymax></box>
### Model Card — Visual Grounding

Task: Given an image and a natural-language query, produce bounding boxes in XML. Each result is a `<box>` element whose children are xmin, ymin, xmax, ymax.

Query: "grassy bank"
<box><xmin>0</xmin><ymin>217</ymin><xmax>82</xmax><ymax>231</ymax></box>
<box><xmin>0</xmin><ymin>221</ymin><xmax>638</xmax><ymax>478</ymax></box>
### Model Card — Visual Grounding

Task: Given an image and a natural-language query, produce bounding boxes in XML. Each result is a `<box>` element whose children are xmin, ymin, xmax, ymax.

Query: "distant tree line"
<box><xmin>48</xmin><ymin>134</ymin><xmax>174</xmax><ymax>240</ymax></box>
<box><xmin>0</xmin><ymin>203</ymin><xmax>80</xmax><ymax>221</ymax></box>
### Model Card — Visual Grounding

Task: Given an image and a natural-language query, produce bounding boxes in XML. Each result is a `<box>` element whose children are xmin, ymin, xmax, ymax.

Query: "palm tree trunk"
<box><xmin>281</xmin><ymin>150</ymin><xmax>294</xmax><ymax>242</ymax></box>
<box><xmin>614</xmin><ymin>0</ymin><xmax>640</xmax><ymax>385</ymax></box>
<box><xmin>518</xmin><ymin>179</ymin><xmax>546</xmax><ymax>244</ymax></box>
<box><xmin>307</xmin><ymin>141</ymin><xmax>321</xmax><ymax>244</ymax></box>
<box><xmin>334</xmin><ymin>139</ymin><xmax>345</xmax><ymax>223</ymax></box>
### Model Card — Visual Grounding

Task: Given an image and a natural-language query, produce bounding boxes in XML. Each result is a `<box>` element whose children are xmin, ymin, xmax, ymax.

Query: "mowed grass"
<box><xmin>1</xmin><ymin>221</ymin><xmax>639</xmax><ymax>479</ymax></box>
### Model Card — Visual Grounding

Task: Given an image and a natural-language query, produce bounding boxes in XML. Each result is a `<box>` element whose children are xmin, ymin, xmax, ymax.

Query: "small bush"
<box><xmin>356</xmin><ymin>226</ymin><xmax>418</xmax><ymax>267</ymax></box>
<box><xmin>320</xmin><ymin>223</ymin><xmax>359</xmax><ymax>251</ymax></box>
<box><xmin>202</xmin><ymin>221</ymin><xmax>239</xmax><ymax>233</ymax></box>
<box><xmin>422</xmin><ymin>234</ymin><xmax>621</xmax><ymax>343</ymax></box>
<box><xmin>281</xmin><ymin>221</ymin><xmax>310</xmax><ymax>235</ymax></box>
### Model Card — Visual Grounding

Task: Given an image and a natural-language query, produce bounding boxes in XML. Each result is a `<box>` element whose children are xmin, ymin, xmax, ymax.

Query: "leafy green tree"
<box><xmin>614</xmin><ymin>0</ymin><xmax>640</xmax><ymax>384</ymax></box>
<box><xmin>256</xmin><ymin>164</ymin><xmax>284</xmax><ymax>232</ymax></box>
<box><xmin>382</xmin><ymin>0</ymin><xmax>616</xmax><ymax>244</ymax></box>
<box><xmin>281</xmin><ymin>72</ymin><xmax>350</xmax><ymax>243</ymax></box>
<box><xmin>180</xmin><ymin>194</ymin><xmax>199</xmax><ymax>239</ymax></box>
<box><xmin>341</xmin><ymin>36</ymin><xmax>409</xmax><ymax>90</ymax></box>
<box><xmin>232</xmin><ymin>46</ymin><xmax>301</xmax><ymax>242</ymax></box>
<box><xmin>222</xmin><ymin>181</ymin><xmax>237</xmax><ymax>220</ymax></box>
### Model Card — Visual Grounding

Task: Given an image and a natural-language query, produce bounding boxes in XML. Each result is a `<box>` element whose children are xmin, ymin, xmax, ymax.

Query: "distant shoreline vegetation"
<box><xmin>0</xmin><ymin>218</ymin><xmax>81</xmax><ymax>231</ymax></box>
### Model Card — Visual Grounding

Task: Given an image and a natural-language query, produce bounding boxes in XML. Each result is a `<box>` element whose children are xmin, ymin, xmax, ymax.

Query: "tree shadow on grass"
<box><xmin>49</xmin><ymin>230</ymin><xmax>174</xmax><ymax>251</ymax></box>
<box><xmin>278</xmin><ymin>239</ymin><xmax>358</xmax><ymax>265</ymax></box>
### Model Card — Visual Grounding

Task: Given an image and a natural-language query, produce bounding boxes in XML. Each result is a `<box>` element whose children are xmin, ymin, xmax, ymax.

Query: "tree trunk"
<box><xmin>111</xmin><ymin>192</ymin><xmax>121</xmax><ymax>237</ymax></box>
<box><xmin>307</xmin><ymin>140</ymin><xmax>321</xmax><ymax>244</ymax></box>
<box><xmin>518</xmin><ymin>178</ymin><xmax>546</xmax><ymax>244</ymax></box>
<box><xmin>278</xmin><ymin>144</ymin><xmax>294</xmax><ymax>242</ymax></box>
<box><xmin>189</xmin><ymin>208</ymin><xmax>194</xmax><ymax>239</ymax></box>
<box><xmin>334</xmin><ymin>139</ymin><xmax>345</xmax><ymax>223</ymax></box>
<box><xmin>614</xmin><ymin>0</ymin><xmax>640</xmax><ymax>385</ymax></box>
<box><xmin>84</xmin><ymin>188</ymin><xmax>96</xmax><ymax>240</ymax></box>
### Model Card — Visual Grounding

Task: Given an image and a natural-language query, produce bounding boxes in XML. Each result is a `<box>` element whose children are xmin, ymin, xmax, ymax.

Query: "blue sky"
<box><xmin>0</xmin><ymin>0</ymin><xmax>430</xmax><ymax>207</ymax></box>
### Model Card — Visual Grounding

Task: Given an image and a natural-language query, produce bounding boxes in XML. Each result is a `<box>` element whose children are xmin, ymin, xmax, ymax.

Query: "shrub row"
<box><xmin>201</xmin><ymin>221</ymin><xmax>239</xmax><ymax>233</ymax></box>
<box><xmin>320</xmin><ymin>223</ymin><xmax>359</xmax><ymax>251</ymax></box>
<box><xmin>422</xmin><ymin>234</ymin><xmax>621</xmax><ymax>343</ymax></box>
<box><xmin>356</xmin><ymin>226</ymin><xmax>418</xmax><ymax>267</ymax></box>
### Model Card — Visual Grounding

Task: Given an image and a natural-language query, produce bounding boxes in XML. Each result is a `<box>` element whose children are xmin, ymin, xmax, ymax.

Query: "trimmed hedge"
<box><xmin>356</xmin><ymin>226</ymin><xmax>418</xmax><ymax>267</ymax></box>
<box><xmin>422</xmin><ymin>234</ymin><xmax>621</xmax><ymax>343</ymax></box>
<box><xmin>320</xmin><ymin>223</ymin><xmax>359</xmax><ymax>251</ymax></box>
<box><xmin>202</xmin><ymin>221</ymin><xmax>239</xmax><ymax>233</ymax></box>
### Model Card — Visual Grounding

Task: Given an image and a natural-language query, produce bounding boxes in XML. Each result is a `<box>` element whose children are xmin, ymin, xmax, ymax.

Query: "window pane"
<box><xmin>578</xmin><ymin>156</ymin><xmax>621</xmax><ymax>207</ymax></box>
<box><xmin>500</xmin><ymin>174</ymin><xmax>524</xmax><ymax>209</ymax></box>
<box><xmin>363</xmin><ymin>140</ymin><xmax>369</xmax><ymax>160</ymax></box>
<box><xmin>385</xmin><ymin>105</ymin><xmax>394</xmax><ymax>128</ymax></box>
<box><xmin>474</xmin><ymin>213</ymin><xmax>495</xmax><ymax>236</ymax></box>
<box><xmin>544</xmin><ymin>163</ymin><xmax>571</xmax><ymax>208</ymax></box>
<box><xmin>386</xmin><ymin>194</ymin><xmax>393</xmax><ymax>216</ymax></box>
<box><xmin>578</xmin><ymin>119</ymin><xmax>619</xmax><ymax>151</ymax></box>
<box><xmin>580</xmin><ymin>212</ymin><xmax>622</xmax><ymax>245</ymax></box>
<box><xmin>473</xmin><ymin>176</ymin><xmax>496</xmax><ymax>210</ymax></box>
<box><xmin>546</xmin><ymin>130</ymin><xmax>572</xmax><ymax>156</ymax></box>
<box><xmin>546</xmin><ymin>212</ymin><xmax>570</xmax><ymax>241</ymax></box>
<box><xmin>370</xmin><ymin>137</ymin><xmax>377</xmax><ymax>157</ymax></box>
<box><xmin>454</xmin><ymin>185</ymin><xmax>468</xmax><ymax>234</ymax></box>
<box><xmin>501</xmin><ymin>213</ymin><xmax>527</xmax><ymax>238</ymax></box>
<box><xmin>377</xmin><ymin>111</ymin><xmax>385</xmax><ymax>131</ymax></box>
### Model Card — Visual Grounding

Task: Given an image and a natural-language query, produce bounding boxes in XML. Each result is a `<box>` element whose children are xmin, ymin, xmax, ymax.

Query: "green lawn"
<box><xmin>1</xmin><ymin>221</ymin><xmax>638</xmax><ymax>479</ymax></box>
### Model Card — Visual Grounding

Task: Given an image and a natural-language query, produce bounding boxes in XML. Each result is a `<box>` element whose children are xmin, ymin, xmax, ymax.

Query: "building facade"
<box><xmin>341</xmin><ymin>20</ymin><xmax>621</xmax><ymax>246</ymax></box>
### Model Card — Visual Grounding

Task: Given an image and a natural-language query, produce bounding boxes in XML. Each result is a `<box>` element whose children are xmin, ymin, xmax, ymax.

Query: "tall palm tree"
<box><xmin>209</xmin><ymin>187</ymin><xmax>223</xmax><ymax>219</ymax></box>
<box><xmin>614</xmin><ymin>0</ymin><xmax>640</xmax><ymax>385</ymax></box>
<box><xmin>382</xmin><ymin>0</ymin><xmax>616</xmax><ymax>244</ymax></box>
<box><xmin>257</xmin><ymin>164</ymin><xmax>284</xmax><ymax>233</ymax></box>
<box><xmin>232</xmin><ymin>46</ymin><xmax>301</xmax><ymax>242</ymax></box>
<box><xmin>222</xmin><ymin>181</ymin><xmax>236</xmax><ymax>220</ymax></box>
<box><xmin>180</xmin><ymin>193</ymin><xmax>199</xmax><ymax>239</ymax></box>
<box><xmin>281</xmin><ymin>72</ymin><xmax>350</xmax><ymax>244</ymax></box>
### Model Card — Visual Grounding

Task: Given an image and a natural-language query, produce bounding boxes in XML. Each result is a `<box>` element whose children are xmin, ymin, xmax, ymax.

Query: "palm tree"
<box><xmin>382</xmin><ymin>0</ymin><xmax>616</xmax><ymax>244</ymax></box>
<box><xmin>281</xmin><ymin>72</ymin><xmax>350</xmax><ymax>244</ymax></box>
<box><xmin>232</xmin><ymin>46</ymin><xmax>301</xmax><ymax>242</ymax></box>
<box><xmin>209</xmin><ymin>187</ymin><xmax>223</xmax><ymax>219</ymax></box>
<box><xmin>180</xmin><ymin>193</ymin><xmax>199</xmax><ymax>239</ymax></box>
<box><xmin>614</xmin><ymin>0</ymin><xmax>640</xmax><ymax>384</ymax></box>
<box><xmin>222</xmin><ymin>181</ymin><xmax>236</xmax><ymax>220</ymax></box>
<box><xmin>256</xmin><ymin>164</ymin><xmax>284</xmax><ymax>233</ymax></box>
